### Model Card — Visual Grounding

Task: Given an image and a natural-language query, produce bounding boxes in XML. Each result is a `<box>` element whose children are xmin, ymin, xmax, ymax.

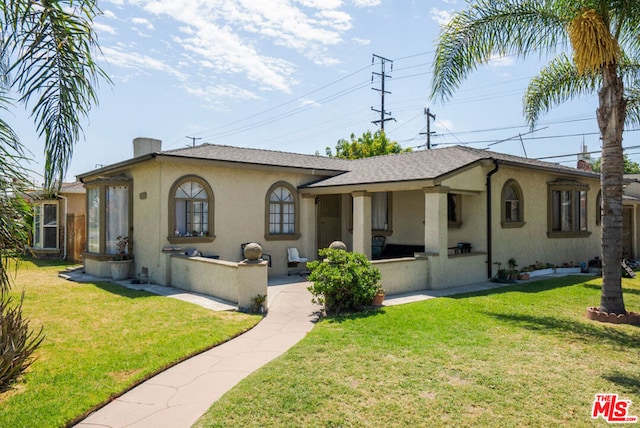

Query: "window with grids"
<box><xmin>174</xmin><ymin>180</ymin><xmax>209</xmax><ymax>236</ymax></box>
<box><xmin>501</xmin><ymin>180</ymin><xmax>525</xmax><ymax>227</ymax></box>
<box><xmin>269</xmin><ymin>186</ymin><xmax>295</xmax><ymax>234</ymax></box>
<box><xmin>265</xmin><ymin>182</ymin><xmax>300</xmax><ymax>240</ymax></box>
<box><xmin>34</xmin><ymin>202</ymin><xmax>58</xmax><ymax>248</ymax></box>
<box><xmin>547</xmin><ymin>180</ymin><xmax>590</xmax><ymax>237</ymax></box>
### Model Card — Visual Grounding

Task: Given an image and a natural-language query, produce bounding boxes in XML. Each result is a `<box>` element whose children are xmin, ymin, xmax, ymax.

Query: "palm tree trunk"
<box><xmin>597</xmin><ymin>62</ymin><xmax>626</xmax><ymax>315</ymax></box>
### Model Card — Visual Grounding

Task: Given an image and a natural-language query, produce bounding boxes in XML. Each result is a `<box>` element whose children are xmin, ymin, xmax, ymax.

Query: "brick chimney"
<box><xmin>577</xmin><ymin>143</ymin><xmax>592</xmax><ymax>172</ymax></box>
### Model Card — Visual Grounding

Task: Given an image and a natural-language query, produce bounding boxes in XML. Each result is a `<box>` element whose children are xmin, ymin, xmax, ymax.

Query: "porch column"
<box><xmin>300</xmin><ymin>195</ymin><xmax>316</xmax><ymax>260</ymax></box>
<box><xmin>423</xmin><ymin>186</ymin><xmax>449</xmax><ymax>254</ymax></box>
<box><xmin>352</xmin><ymin>191</ymin><xmax>372</xmax><ymax>259</ymax></box>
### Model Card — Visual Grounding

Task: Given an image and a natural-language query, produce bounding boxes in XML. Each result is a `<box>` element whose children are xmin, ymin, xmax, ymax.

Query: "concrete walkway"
<box><xmin>74</xmin><ymin>277</ymin><xmax>319</xmax><ymax>428</ymax></box>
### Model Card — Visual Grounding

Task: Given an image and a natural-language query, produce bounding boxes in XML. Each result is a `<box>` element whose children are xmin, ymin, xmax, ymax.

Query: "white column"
<box><xmin>423</xmin><ymin>186</ymin><xmax>449</xmax><ymax>254</ymax></box>
<box><xmin>352</xmin><ymin>191</ymin><xmax>372</xmax><ymax>259</ymax></box>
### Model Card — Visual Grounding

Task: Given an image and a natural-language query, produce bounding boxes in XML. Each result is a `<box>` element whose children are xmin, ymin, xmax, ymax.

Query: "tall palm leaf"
<box><xmin>431</xmin><ymin>0</ymin><xmax>640</xmax><ymax>315</ymax></box>
<box><xmin>0</xmin><ymin>0</ymin><xmax>107</xmax><ymax>389</ymax></box>
<box><xmin>1</xmin><ymin>0</ymin><xmax>109</xmax><ymax>191</ymax></box>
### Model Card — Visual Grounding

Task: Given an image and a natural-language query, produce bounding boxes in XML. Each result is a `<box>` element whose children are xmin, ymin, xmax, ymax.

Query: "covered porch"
<box><xmin>305</xmin><ymin>179</ymin><xmax>490</xmax><ymax>291</ymax></box>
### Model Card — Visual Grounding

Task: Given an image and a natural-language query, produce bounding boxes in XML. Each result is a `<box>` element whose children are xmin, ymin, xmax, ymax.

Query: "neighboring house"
<box><xmin>622</xmin><ymin>174</ymin><xmax>640</xmax><ymax>259</ymax></box>
<box><xmin>78</xmin><ymin>138</ymin><xmax>602</xmax><ymax>298</ymax></box>
<box><xmin>27</xmin><ymin>181</ymin><xmax>86</xmax><ymax>263</ymax></box>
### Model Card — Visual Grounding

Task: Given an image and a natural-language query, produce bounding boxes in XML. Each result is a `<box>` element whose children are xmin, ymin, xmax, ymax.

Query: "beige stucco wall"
<box><xmin>389</xmin><ymin>190</ymin><xmax>425</xmax><ymax>246</ymax></box>
<box><xmin>169</xmin><ymin>255</ymin><xmax>267</xmax><ymax>307</ymax></box>
<box><xmin>64</xmin><ymin>193</ymin><xmax>86</xmax><ymax>215</ymax></box>
<box><xmin>489</xmin><ymin>165</ymin><xmax>601</xmax><ymax>275</ymax></box>
<box><xmin>373</xmin><ymin>256</ymin><xmax>429</xmax><ymax>294</ymax></box>
<box><xmin>124</xmin><ymin>159</ymin><xmax>322</xmax><ymax>284</ymax></box>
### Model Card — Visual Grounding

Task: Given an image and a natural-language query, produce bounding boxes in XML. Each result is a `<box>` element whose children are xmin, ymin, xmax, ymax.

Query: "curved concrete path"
<box><xmin>76</xmin><ymin>280</ymin><xmax>319</xmax><ymax>428</ymax></box>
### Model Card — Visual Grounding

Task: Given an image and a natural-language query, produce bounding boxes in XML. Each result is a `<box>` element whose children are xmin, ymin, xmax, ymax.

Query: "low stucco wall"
<box><xmin>84</xmin><ymin>258</ymin><xmax>113</xmax><ymax>278</ymax></box>
<box><xmin>169</xmin><ymin>255</ymin><xmax>267</xmax><ymax>309</ymax></box>
<box><xmin>373</xmin><ymin>257</ymin><xmax>429</xmax><ymax>295</ymax></box>
<box><xmin>428</xmin><ymin>253</ymin><xmax>488</xmax><ymax>289</ymax></box>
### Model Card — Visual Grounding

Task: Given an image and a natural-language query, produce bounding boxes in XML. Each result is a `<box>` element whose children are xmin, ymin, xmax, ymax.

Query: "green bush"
<box><xmin>0</xmin><ymin>292</ymin><xmax>44</xmax><ymax>392</ymax></box>
<box><xmin>307</xmin><ymin>248</ymin><xmax>382</xmax><ymax>313</ymax></box>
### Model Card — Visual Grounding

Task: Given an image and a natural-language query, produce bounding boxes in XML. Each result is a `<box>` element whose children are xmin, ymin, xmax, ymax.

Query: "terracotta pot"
<box><xmin>371</xmin><ymin>293</ymin><xmax>385</xmax><ymax>306</ymax></box>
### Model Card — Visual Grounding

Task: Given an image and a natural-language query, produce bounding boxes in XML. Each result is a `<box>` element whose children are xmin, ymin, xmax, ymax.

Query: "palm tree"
<box><xmin>0</xmin><ymin>0</ymin><xmax>106</xmax><ymax>389</ymax></box>
<box><xmin>431</xmin><ymin>0</ymin><xmax>640</xmax><ymax>315</ymax></box>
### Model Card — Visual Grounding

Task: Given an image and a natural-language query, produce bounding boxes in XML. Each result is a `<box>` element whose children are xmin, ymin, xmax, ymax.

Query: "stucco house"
<box><xmin>78</xmin><ymin>137</ymin><xmax>603</xmax><ymax>303</ymax></box>
<box><xmin>27</xmin><ymin>181</ymin><xmax>86</xmax><ymax>263</ymax></box>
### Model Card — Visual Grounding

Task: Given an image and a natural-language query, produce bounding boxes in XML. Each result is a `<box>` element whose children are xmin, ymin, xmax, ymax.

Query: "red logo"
<box><xmin>592</xmin><ymin>394</ymin><xmax>638</xmax><ymax>423</ymax></box>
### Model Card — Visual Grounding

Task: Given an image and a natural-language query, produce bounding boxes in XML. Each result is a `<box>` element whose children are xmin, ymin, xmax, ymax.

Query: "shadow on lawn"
<box><xmin>90</xmin><ymin>281</ymin><xmax>155</xmax><ymax>300</ymax></box>
<box><xmin>326</xmin><ymin>307</ymin><xmax>387</xmax><ymax>324</ymax></box>
<box><xmin>449</xmin><ymin>275</ymin><xmax>592</xmax><ymax>300</ymax></box>
<box><xmin>603</xmin><ymin>371</ymin><xmax>640</xmax><ymax>394</ymax></box>
<box><xmin>486</xmin><ymin>312</ymin><xmax>640</xmax><ymax>349</ymax></box>
<box><xmin>582</xmin><ymin>283</ymin><xmax>640</xmax><ymax>296</ymax></box>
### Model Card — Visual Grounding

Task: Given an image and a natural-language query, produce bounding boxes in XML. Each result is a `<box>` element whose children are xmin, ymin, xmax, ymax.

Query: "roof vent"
<box><xmin>133</xmin><ymin>137</ymin><xmax>162</xmax><ymax>157</ymax></box>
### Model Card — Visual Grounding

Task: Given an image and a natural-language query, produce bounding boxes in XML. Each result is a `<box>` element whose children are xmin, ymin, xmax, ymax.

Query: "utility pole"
<box><xmin>371</xmin><ymin>54</ymin><xmax>395</xmax><ymax>130</ymax></box>
<box><xmin>186</xmin><ymin>136</ymin><xmax>202</xmax><ymax>147</ymax></box>
<box><xmin>419</xmin><ymin>107</ymin><xmax>436</xmax><ymax>149</ymax></box>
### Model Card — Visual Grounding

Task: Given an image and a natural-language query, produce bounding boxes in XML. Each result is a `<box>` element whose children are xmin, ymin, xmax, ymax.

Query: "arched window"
<box><xmin>265</xmin><ymin>182</ymin><xmax>300</xmax><ymax>240</ymax></box>
<box><xmin>501</xmin><ymin>179</ymin><xmax>525</xmax><ymax>228</ymax></box>
<box><xmin>168</xmin><ymin>176</ymin><xmax>215</xmax><ymax>243</ymax></box>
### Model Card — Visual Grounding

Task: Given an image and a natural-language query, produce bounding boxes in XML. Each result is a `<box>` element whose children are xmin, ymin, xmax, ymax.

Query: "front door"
<box><xmin>622</xmin><ymin>206</ymin><xmax>634</xmax><ymax>258</ymax></box>
<box><xmin>317</xmin><ymin>195</ymin><xmax>342</xmax><ymax>252</ymax></box>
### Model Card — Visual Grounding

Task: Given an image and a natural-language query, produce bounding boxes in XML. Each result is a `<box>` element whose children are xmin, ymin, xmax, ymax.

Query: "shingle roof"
<box><xmin>161</xmin><ymin>143</ymin><xmax>351</xmax><ymax>173</ymax></box>
<box><xmin>300</xmin><ymin>145</ymin><xmax>598</xmax><ymax>188</ymax></box>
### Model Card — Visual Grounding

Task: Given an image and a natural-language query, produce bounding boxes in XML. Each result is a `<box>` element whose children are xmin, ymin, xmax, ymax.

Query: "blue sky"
<box><xmin>15</xmin><ymin>0</ymin><xmax>636</xmax><ymax>183</ymax></box>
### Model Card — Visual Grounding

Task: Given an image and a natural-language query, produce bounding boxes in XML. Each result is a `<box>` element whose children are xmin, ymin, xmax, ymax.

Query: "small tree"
<box><xmin>591</xmin><ymin>154</ymin><xmax>640</xmax><ymax>174</ymax></box>
<box><xmin>307</xmin><ymin>248</ymin><xmax>382</xmax><ymax>313</ymax></box>
<box><xmin>325</xmin><ymin>130</ymin><xmax>411</xmax><ymax>159</ymax></box>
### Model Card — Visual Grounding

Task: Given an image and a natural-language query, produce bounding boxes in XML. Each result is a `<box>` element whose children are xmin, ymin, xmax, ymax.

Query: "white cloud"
<box><xmin>430</xmin><ymin>7</ymin><xmax>454</xmax><ymax>26</ymax></box>
<box><xmin>94</xmin><ymin>22</ymin><xmax>117</xmax><ymax>35</ymax></box>
<box><xmin>434</xmin><ymin>119</ymin><xmax>455</xmax><ymax>133</ymax></box>
<box><xmin>131</xmin><ymin>17</ymin><xmax>155</xmax><ymax>30</ymax></box>
<box><xmin>117</xmin><ymin>0</ymin><xmax>355</xmax><ymax>93</ymax></box>
<box><xmin>183</xmin><ymin>83</ymin><xmax>261</xmax><ymax>109</ymax></box>
<box><xmin>353</xmin><ymin>0</ymin><xmax>381</xmax><ymax>7</ymax></box>
<box><xmin>101</xmin><ymin>10</ymin><xmax>118</xmax><ymax>19</ymax></box>
<box><xmin>101</xmin><ymin>45</ymin><xmax>187</xmax><ymax>81</ymax></box>
<box><xmin>487</xmin><ymin>54</ymin><xmax>515</xmax><ymax>68</ymax></box>
<box><xmin>352</xmin><ymin>37</ymin><xmax>370</xmax><ymax>45</ymax></box>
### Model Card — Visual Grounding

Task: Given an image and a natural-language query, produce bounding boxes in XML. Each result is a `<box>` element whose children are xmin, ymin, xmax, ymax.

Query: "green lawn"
<box><xmin>197</xmin><ymin>275</ymin><xmax>640</xmax><ymax>427</ymax></box>
<box><xmin>0</xmin><ymin>259</ymin><xmax>260</xmax><ymax>428</ymax></box>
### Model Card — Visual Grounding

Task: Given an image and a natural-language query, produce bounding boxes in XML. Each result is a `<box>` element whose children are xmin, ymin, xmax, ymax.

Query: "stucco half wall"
<box><xmin>169</xmin><ymin>255</ymin><xmax>267</xmax><ymax>310</ymax></box>
<box><xmin>372</xmin><ymin>252</ymin><xmax>488</xmax><ymax>294</ymax></box>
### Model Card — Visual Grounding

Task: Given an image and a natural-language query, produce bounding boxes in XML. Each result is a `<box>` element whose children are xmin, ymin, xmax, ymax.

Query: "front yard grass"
<box><xmin>0</xmin><ymin>259</ymin><xmax>260</xmax><ymax>428</ymax></box>
<box><xmin>197</xmin><ymin>275</ymin><xmax>640</xmax><ymax>427</ymax></box>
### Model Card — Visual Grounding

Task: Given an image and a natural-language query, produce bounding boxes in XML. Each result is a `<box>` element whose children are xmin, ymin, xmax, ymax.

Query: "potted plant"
<box><xmin>518</xmin><ymin>266</ymin><xmax>532</xmax><ymax>280</ymax></box>
<box><xmin>371</xmin><ymin>284</ymin><xmax>386</xmax><ymax>306</ymax></box>
<box><xmin>507</xmin><ymin>258</ymin><xmax>519</xmax><ymax>280</ymax></box>
<box><xmin>109</xmin><ymin>236</ymin><xmax>132</xmax><ymax>280</ymax></box>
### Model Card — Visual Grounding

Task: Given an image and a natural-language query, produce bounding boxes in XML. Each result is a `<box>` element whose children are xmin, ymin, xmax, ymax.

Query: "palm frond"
<box><xmin>431</xmin><ymin>0</ymin><xmax>576</xmax><ymax>102</ymax></box>
<box><xmin>3</xmin><ymin>0</ymin><xmax>109</xmax><ymax>191</ymax></box>
<box><xmin>624</xmin><ymin>87</ymin><xmax>640</xmax><ymax>129</ymax></box>
<box><xmin>524</xmin><ymin>53</ymin><xmax>600</xmax><ymax>127</ymax></box>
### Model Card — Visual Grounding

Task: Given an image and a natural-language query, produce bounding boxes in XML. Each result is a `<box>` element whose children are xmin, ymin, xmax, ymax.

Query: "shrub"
<box><xmin>307</xmin><ymin>248</ymin><xmax>381</xmax><ymax>313</ymax></box>
<box><xmin>0</xmin><ymin>292</ymin><xmax>44</xmax><ymax>392</ymax></box>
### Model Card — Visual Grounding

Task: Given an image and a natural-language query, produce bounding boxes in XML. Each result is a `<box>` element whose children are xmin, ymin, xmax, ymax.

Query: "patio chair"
<box><xmin>287</xmin><ymin>247</ymin><xmax>308</xmax><ymax>276</ymax></box>
<box><xmin>372</xmin><ymin>235</ymin><xmax>386</xmax><ymax>259</ymax></box>
<box><xmin>241</xmin><ymin>242</ymin><xmax>272</xmax><ymax>267</ymax></box>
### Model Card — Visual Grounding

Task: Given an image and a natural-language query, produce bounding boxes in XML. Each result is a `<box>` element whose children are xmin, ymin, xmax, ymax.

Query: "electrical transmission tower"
<box><xmin>371</xmin><ymin>54</ymin><xmax>395</xmax><ymax>130</ymax></box>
